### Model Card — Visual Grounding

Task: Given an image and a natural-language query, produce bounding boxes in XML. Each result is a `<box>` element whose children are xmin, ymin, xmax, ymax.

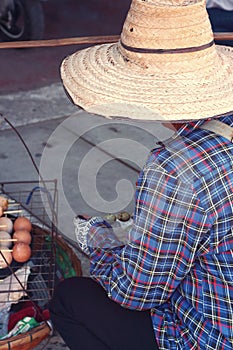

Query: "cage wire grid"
<box><xmin>0</xmin><ymin>180</ymin><xmax>58</xmax><ymax>320</ymax></box>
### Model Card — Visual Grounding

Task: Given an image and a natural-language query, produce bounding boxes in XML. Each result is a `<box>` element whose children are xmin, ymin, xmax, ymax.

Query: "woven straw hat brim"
<box><xmin>61</xmin><ymin>43</ymin><xmax>233</xmax><ymax>121</ymax></box>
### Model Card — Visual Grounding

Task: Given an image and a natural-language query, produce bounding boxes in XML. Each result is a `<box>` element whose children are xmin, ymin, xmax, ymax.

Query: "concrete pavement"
<box><xmin>0</xmin><ymin>83</ymin><xmax>174</xmax><ymax>245</ymax></box>
<box><xmin>0</xmin><ymin>83</ymin><xmax>77</xmax><ymax>128</ymax></box>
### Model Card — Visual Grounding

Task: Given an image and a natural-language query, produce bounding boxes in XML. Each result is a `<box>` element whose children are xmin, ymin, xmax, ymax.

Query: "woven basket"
<box><xmin>0</xmin><ymin>323</ymin><xmax>51</xmax><ymax>350</ymax></box>
<box><xmin>0</xmin><ymin>223</ymin><xmax>82</xmax><ymax>350</ymax></box>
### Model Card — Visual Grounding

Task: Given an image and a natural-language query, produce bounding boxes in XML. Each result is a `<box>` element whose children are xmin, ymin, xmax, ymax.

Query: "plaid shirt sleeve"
<box><xmin>89</xmin><ymin>160</ymin><xmax>211</xmax><ymax>310</ymax></box>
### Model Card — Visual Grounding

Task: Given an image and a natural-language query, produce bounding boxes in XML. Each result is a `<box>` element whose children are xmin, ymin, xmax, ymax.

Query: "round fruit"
<box><xmin>12</xmin><ymin>243</ymin><xmax>31</xmax><ymax>263</ymax></box>
<box><xmin>14</xmin><ymin>217</ymin><xmax>32</xmax><ymax>232</ymax></box>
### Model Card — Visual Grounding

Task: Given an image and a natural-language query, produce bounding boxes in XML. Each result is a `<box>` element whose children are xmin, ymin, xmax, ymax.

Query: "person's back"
<box><xmin>148</xmin><ymin>114</ymin><xmax>233</xmax><ymax>348</ymax></box>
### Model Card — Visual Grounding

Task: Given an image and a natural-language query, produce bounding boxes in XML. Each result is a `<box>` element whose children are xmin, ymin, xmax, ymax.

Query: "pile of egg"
<box><xmin>0</xmin><ymin>215</ymin><xmax>32</xmax><ymax>269</ymax></box>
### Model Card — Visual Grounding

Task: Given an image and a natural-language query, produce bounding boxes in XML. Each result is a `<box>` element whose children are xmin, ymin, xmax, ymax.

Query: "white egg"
<box><xmin>0</xmin><ymin>231</ymin><xmax>12</xmax><ymax>248</ymax></box>
<box><xmin>0</xmin><ymin>217</ymin><xmax>13</xmax><ymax>233</ymax></box>
<box><xmin>0</xmin><ymin>250</ymin><xmax>12</xmax><ymax>268</ymax></box>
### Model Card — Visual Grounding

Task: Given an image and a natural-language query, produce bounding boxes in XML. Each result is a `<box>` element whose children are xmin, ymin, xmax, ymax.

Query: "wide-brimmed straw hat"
<box><xmin>61</xmin><ymin>0</ymin><xmax>233</xmax><ymax>121</ymax></box>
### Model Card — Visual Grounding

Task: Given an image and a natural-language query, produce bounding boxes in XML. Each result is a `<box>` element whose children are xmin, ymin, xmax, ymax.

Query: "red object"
<box><xmin>8</xmin><ymin>301</ymin><xmax>50</xmax><ymax>331</ymax></box>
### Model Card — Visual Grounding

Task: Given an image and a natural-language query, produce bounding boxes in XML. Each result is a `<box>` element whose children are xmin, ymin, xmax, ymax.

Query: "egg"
<box><xmin>0</xmin><ymin>196</ymin><xmax>8</xmax><ymax>211</ymax></box>
<box><xmin>117</xmin><ymin>211</ymin><xmax>131</xmax><ymax>222</ymax></box>
<box><xmin>13</xmin><ymin>217</ymin><xmax>32</xmax><ymax>232</ymax></box>
<box><xmin>12</xmin><ymin>243</ymin><xmax>31</xmax><ymax>263</ymax></box>
<box><xmin>0</xmin><ymin>250</ymin><xmax>12</xmax><ymax>268</ymax></box>
<box><xmin>0</xmin><ymin>217</ymin><xmax>13</xmax><ymax>233</ymax></box>
<box><xmin>104</xmin><ymin>214</ymin><xmax>116</xmax><ymax>224</ymax></box>
<box><xmin>13</xmin><ymin>230</ymin><xmax>31</xmax><ymax>245</ymax></box>
<box><xmin>0</xmin><ymin>231</ymin><xmax>12</xmax><ymax>248</ymax></box>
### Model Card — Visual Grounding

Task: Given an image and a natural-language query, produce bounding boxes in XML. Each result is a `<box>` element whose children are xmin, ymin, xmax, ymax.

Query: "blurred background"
<box><xmin>0</xmin><ymin>0</ymin><xmax>131</xmax><ymax>94</ymax></box>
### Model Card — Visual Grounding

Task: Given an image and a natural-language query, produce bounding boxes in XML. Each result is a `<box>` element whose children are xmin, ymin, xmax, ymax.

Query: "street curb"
<box><xmin>0</xmin><ymin>83</ymin><xmax>77</xmax><ymax>130</ymax></box>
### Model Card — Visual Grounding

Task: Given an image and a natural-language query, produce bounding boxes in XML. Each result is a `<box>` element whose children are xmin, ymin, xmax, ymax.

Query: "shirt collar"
<box><xmin>176</xmin><ymin>114</ymin><xmax>233</xmax><ymax>138</ymax></box>
<box><xmin>175</xmin><ymin>119</ymin><xmax>207</xmax><ymax>138</ymax></box>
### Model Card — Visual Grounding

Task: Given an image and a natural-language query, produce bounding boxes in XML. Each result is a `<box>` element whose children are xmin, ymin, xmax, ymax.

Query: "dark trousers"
<box><xmin>49</xmin><ymin>277</ymin><xmax>158</xmax><ymax>350</ymax></box>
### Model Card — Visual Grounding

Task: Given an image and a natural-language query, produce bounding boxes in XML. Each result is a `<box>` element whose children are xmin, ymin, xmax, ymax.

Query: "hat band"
<box><xmin>120</xmin><ymin>40</ymin><xmax>214</xmax><ymax>54</ymax></box>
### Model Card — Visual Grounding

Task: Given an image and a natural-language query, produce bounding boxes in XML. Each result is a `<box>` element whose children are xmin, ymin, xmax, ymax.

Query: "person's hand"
<box><xmin>73</xmin><ymin>216</ymin><xmax>105</xmax><ymax>254</ymax></box>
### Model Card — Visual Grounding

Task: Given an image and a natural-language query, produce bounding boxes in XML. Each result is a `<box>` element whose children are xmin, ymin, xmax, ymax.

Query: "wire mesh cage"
<box><xmin>0</xmin><ymin>180</ymin><xmax>82</xmax><ymax>350</ymax></box>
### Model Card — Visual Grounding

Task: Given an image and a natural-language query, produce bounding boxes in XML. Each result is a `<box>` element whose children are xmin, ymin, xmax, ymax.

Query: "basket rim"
<box><xmin>0</xmin><ymin>322</ymin><xmax>51</xmax><ymax>346</ymax></box>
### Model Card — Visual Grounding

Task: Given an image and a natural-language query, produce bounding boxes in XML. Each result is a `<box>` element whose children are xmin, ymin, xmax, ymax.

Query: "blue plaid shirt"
<box><xmin>87</xmin><ymin>115</ymin><xmax>233</xmax><ymax>349</ymax></box>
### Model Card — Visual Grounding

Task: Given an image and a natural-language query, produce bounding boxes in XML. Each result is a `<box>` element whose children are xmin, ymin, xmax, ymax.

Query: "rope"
<box><xmin>0</xmin><ymin>32</ymin><xmax>231</xmax><ymax>50</ymax></box>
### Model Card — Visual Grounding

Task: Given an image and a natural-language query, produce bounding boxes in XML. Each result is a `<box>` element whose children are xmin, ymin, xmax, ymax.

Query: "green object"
<box><xmin>55</xmin><ymin>243</ymin><xmax>77</xmax><ymax>279</ymax></box>
<box><xmin>45</xmin><ymin>235</ymin><xmax>79</xmax><ymax>279</ymax></box>
<box><xmin>0</xmin><ymin>317</ymin><xmax>39</xmax><ymax>340</ymax></box>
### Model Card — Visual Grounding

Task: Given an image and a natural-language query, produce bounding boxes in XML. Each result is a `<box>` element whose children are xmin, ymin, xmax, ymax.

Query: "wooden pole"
<box><xmin>0</xmin><ymin>32</ymin><xmax>232</xmax><ymax>50</ymax></box>
<box><xmin>214</xmin><ymin>32</ymin><xmax>233</xmax><ymax>41</ymax></box>
<box><xmin>0</xmin><ymin>35</ymin><xmax>120</xmax><ymax>49</ymax></box>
